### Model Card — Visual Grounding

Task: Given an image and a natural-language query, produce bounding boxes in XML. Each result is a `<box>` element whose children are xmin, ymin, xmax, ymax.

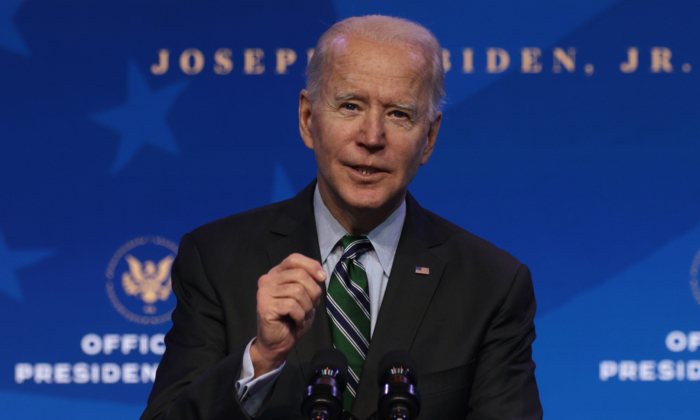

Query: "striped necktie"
<box><xmin>326</xmin><ymin>235</ymin><xmax>373</xmax><ymax>411</ymax></box>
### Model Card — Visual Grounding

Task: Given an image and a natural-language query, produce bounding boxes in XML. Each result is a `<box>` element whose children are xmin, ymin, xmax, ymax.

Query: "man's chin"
<box><xmin>320</xmin><ymin>179</ymin><xmax>402</xmax><ymax>213</ymax></box>
<box><xmin>340</xmin><ymin>190</ymin><xmax>400</xmax><ymax>213</ymax></box>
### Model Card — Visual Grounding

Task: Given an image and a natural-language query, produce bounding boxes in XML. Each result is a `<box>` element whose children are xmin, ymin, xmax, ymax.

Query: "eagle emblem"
<box><xmin>121</xmin><ymin>254</ymin><xmax>175</xmax><ymax>305</ymax></box>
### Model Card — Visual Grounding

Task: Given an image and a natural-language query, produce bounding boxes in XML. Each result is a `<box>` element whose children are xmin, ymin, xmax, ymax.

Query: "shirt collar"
<box><xmin>314</xmin><ymin>184</ymin><xmax>406</xmax><ymax>277</ymax></box>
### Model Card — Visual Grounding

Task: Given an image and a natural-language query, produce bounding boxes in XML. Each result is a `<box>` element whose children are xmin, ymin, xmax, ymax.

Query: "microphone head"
<box><xmin>378</xmin><ymin>349</ymin><xmax>418</xmax><ymax>385</ymax></box>
<box><xmin>377</xmin><ymin>350</ymin><xmax>421</xmax><ymax>420</ymax></box>
<box><xmin>308</xmin><ymin>347</ymin><xmax>349</xmax><ymax>391</ymax></box>
<box><xmin>302</xmin><ymin>348</ymin><xmax>349</xmax><ymax>420</ymax></box>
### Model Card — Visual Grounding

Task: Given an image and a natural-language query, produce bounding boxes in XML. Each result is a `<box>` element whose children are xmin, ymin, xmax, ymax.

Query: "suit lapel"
<box><xmin>265</xmin><ymin>181</ymin><xmax>333</xmax><ymax>384</ymax></box>
<box><xmin>352</xmin><ymin>193</ymin><xmax>446</xmax><ymax>420</ymax></box>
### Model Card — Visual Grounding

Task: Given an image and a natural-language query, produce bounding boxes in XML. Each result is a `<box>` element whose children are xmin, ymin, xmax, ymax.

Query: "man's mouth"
<box><xmin>353</xmin><ymin>166</ymin><xmax>381</xmax><ymax>175</ymax></box>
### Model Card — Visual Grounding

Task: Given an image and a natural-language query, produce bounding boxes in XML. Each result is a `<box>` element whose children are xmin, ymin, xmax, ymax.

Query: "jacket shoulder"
<box><xmin>191</xmin><ymin>200</ymin><xmax>285</xmax><ymax>242</ymax></box>
<box><xmin>177</xmin><ymin>199</ymin><xmax>292</xmax><ymax>271</ymax></box>
<box><xmin>422</xmin><ymin>208</ymin><xmax>523</xmax><ymax>274</ymax></box>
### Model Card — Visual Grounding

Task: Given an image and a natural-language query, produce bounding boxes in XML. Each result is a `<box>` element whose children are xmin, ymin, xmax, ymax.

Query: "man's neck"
<box><xmin>318</xmin><ymin>182</ymin><xmax>406</xmax><ymax>235</ymax></box>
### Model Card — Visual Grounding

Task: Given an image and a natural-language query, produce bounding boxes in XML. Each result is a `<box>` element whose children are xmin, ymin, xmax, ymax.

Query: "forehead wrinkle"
<box><xmin>322</xmin><ymin>36</ymin><xmax>432</xmax><ymax>117</ymax></box>
<box><xmin>333</xmin><ymin>72</ymin><xmax>423</xmax><ymax>101</ymax></box>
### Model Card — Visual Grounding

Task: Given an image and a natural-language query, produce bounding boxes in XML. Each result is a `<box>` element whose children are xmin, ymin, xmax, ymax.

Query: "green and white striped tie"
<box><xmin>326</xmin><ymin>235</ymin><xmax>373</xmax><ymax>411</ymax></box>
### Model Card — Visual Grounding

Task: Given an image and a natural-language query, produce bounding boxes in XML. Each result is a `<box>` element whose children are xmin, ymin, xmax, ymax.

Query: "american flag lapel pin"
<box><xmin>415</xmin><ymin>266</ymin><xmax>430</xmax><ymax>275</ymax></box>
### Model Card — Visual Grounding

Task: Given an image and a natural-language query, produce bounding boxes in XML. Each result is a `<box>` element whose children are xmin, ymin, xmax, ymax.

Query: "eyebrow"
<box><xmin>334</xmin><ymin>92</ymin><xmax>365</xmax><ymax>103</ymax></box>
<box><xmin>390</xmin><ymin>102</ymin><xmax>418</xmax><ymax>114</ymax></box>
<box><xmin>334</xmin><ymin>93</ymin><xmax>418</xmax><ymax>114</ymax></box>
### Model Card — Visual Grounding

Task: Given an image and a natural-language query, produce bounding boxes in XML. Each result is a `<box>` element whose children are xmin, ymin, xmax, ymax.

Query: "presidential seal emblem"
<box><xmin>105</xmin><ymin>236</ymin><xmax>178</xmax><ymax>324</ymax></box>
<box><xmin>690</xmin><ymin>248</ymin><xmax>700</xmax><ymax>307</ymax></box>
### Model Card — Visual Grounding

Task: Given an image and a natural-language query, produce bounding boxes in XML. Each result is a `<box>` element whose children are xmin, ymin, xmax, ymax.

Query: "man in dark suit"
<box><xmin>141</xmin><ymin>15</ymin><xmax>542</xmax><ymax>420</ymax></box>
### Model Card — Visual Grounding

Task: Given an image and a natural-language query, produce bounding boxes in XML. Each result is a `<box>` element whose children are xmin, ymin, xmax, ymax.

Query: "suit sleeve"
<box><xmin>140</xmin><ymin>233</ymin><xmax>253</xmax><ymax>420</ymax></box>
<box><xmin>467</xmin><ymin>264</ymin><xmax>543</xmax><ymax>420</ymax></box>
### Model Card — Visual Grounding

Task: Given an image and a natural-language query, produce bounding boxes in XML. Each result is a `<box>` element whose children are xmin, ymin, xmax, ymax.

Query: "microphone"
<box><xmin>377</xmin><ymin>350</ymin><xmax>421</xmax><ymax>420</ymax></box>
<box><xmin>301</xmin><ymin>348</ymin><xmax>349</xmax><ymax>420</ymax></box>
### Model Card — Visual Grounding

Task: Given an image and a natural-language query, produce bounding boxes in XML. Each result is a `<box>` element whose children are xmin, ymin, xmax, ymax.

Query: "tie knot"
<box><xmin>340</xmin><ymin>235</ymin><xmax>372</xmax><ymax>260</ymax></box>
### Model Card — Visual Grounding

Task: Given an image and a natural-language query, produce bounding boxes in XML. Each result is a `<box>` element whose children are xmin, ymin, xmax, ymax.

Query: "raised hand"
<box><xmin>250</xmin><ymin>253</ymin><xmax>327</xmax><ymax>378</ymax></box>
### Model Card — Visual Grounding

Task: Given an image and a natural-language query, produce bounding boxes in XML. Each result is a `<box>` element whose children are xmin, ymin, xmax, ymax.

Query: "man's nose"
<box><xmin>358</xmin><ymin>111</ymin><xmax>385</xmax><ymax>149</ymax></box>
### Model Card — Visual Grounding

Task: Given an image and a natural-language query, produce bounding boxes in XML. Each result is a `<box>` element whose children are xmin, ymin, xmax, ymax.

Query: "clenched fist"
<box><xmin>250</xmin><ymin>253</ymin><xmax>327</xmax><ymax>378</ymax></box>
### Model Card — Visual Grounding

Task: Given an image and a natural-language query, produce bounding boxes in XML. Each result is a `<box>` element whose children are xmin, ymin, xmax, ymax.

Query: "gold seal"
<box><xmin>105</xmin><ymin>236</ymin><xmax>178</xmax><ymax>325</ymax></box>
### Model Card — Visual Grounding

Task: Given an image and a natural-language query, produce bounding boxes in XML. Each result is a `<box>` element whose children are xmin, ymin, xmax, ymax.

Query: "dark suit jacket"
<box><xmin>141</xmin><ymin>181</ymin><xmax>542</xmax><ymax>420</ymax></box>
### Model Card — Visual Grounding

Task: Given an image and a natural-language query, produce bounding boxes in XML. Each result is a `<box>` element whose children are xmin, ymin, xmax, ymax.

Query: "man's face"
<box><xmin>300</xmin><ymin>35</ymin><xmax>441</xmax><ymax>217</ymax></box>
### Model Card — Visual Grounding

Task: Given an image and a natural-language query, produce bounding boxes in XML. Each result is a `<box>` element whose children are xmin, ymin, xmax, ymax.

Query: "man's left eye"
<box><xmin>390</xmin><ymin>110</ymin><xmax>408</xmax><ymax>118</ymax></box>
<box><xmin>343</xmin><ymin>103</ymin><xmax>357</xmax><ymax>111</ymax></box>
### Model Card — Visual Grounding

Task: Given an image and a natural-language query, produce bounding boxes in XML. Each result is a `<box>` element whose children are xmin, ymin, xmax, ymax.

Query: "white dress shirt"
<box><xmin>235</xmin><ymin>185</ymin><xmax>406</xmax><ymax>415</ymax></box>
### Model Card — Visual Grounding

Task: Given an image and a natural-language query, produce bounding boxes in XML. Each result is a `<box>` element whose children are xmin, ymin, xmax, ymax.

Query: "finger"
<box><xmin>268</xmin><ymin>282</ymin><xmax>314</xmax><ymax>313</ymax></box>
<box><xmin>275</xmin><ymin>298</ymin><xmax>309</xmax><ymax>330</ymax></box>
<box><xmin>270</xmin><ymin>253</ymin><xmax>326</xmax><ymax>282</ymax></box>
<box><xmin>258</xmin><ymin>273</ymin><xmax>321</xmax><ymax>311</ymax></box>
<box><xmin>272</xmin><ymin>268</ymin><xmax>323</xmax><ymax>306</ymax></box>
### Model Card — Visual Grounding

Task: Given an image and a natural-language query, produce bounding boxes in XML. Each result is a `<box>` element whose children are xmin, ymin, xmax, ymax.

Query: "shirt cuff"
<box><xmin>235</xmin><ymin>338</ymin><xmax>285</xmax><ymax>415</ymax></box>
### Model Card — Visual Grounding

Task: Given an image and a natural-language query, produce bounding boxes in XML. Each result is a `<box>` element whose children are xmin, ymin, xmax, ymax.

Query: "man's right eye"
<box><xmin>342</xmin><ymin>103</ymin><xmax>357</xmax><ymax>111</ymax></box>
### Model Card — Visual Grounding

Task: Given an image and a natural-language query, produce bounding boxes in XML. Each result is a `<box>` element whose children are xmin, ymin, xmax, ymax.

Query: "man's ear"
<box><xmin>299</xmin><ymin>90</ymin><xmax>315</xmax><ymax>150</ymax></box>
<box><xmin>420</xmin><ymin>111</ymin><xmax>441</xmax><ymax>165</ymax></box>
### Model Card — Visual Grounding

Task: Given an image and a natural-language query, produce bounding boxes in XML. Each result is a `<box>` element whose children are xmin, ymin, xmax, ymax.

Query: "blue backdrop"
<box><xmin>1</xmin><ymin>0</ymin><xmax>699</xmax><ymax>418</ymax></box>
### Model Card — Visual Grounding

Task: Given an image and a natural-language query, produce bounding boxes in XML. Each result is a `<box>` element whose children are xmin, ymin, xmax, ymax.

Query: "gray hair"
<box><xmin>305</xmin><ymin>15</ymin><xmax>445</xmax><ymax>120</ymax></box>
